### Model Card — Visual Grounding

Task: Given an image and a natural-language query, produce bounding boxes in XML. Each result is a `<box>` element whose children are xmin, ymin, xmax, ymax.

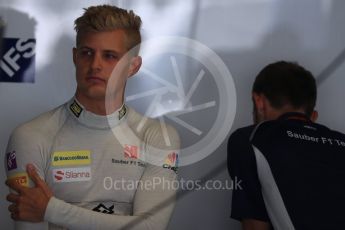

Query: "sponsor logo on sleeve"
<box><xmin>163</xmin><ymin>152</ymin><xmax>179</xmax><ymax>173</ymax></box>
<box><xmin>6</xmin><ymin>151</ymin><xmax>17</xmax><ymax>171</ymax></box>
<box><xmin>8</xmin><ymin>172</ymin><xmax>29</xmax><ymax>187</ymax></box>
<box><xmin>52</xmin><ymin>167</ymin><xmax>91</xmax><ymax>183</ymax></box>
<box><xmin>52</xmin><ymin>150</ymin><xmax>91</xmax><ymax>166</ymax></box>
<box><xmin>69</xmin><ymin>100</ymin><xmax>83</xmax><ymax>118</ymax></box>
<box><xmin>124</xmin><ymin>145</ymin><xmax>138</xmax><ymax>159</ymax></box>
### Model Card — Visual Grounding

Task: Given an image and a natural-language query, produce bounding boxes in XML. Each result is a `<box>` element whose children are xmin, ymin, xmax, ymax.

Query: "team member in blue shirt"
<box><xmin>228</xmin><ymin>61</ymin><xmax>345</xmax><ymax>229</ymax></box>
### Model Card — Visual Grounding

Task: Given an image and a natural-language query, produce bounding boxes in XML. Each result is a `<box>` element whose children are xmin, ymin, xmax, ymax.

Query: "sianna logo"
<box><xmin>54</xmin><ymin>170</ymin><xmax>64</xmax><ymax>181</ymax></box>
<box><xmin>0</xmin><ymin>38</ymin><xmax>36</xmax><ymax>83</ymax></box>
<box><xmin>53</xmin><ymin>167</ymin><xmax>91</xmax><ymax>183</ymax></box>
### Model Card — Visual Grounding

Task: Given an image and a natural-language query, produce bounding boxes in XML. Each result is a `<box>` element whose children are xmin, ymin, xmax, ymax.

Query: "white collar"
<box><xmin>67</xmin><ymin>98</ymin><xmax>127</xmax><ymax>129</ymax></box>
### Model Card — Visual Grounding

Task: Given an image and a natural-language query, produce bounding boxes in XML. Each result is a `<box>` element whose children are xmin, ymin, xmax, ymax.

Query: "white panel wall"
<box><xmin>0</xmin><ymin>0</ymin><xmax>344</xmax><ymax>229</ymax></box>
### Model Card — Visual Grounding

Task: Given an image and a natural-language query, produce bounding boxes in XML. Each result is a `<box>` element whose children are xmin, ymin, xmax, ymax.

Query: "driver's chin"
<box><xmin>84</xmin><ymin>88</ymin><xmax>107</xmax><ymax>101</ymax></box>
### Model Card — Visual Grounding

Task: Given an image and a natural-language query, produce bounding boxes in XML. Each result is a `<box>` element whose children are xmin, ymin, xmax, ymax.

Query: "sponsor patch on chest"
<box><xmin>52</xmin><ymin>150</ymin><xmax>91</xmax><ymax>166</ymax></box>
<box><xmin>52</xmin><ymin>167</ymin><xmax>91</xmax><ymax>183</ymax></box>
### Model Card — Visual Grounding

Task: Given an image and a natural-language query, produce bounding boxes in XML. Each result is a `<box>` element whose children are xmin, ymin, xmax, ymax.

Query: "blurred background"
<box><xmin>1</xmin><ymin>0</ymin><xmax>344</xmax><ymax>229</ymax></box>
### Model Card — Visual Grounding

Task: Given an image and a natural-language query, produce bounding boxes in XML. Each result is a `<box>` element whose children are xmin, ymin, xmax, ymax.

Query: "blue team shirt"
<box><xmin>228</xmin><ymin>112</ymin><xmax>345</xmax><ymax>229</ymax></box>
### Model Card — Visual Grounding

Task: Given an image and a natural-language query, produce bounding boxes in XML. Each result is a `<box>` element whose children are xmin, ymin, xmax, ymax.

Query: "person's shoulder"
<box><xmin>126</xmin><ymin>106</ymin><xmax>180</xmax><ymax>149</ymax></box>
<box><xmin>227</xmin><ymin>125</ymin><xmax>258</xmax><ymax>176</ymax></box>
<box><xmin>331</xmin><ymin>128</ymin><xmax>345</xmax><ymax>138</ymax></box>
<box><xmin>10</xmin><ymin>103</ymin><xmax>68</xmax><ymax>142</ymax></box>
<box><xmin>249</xmin><ymin>119</ymin><xmax>289</xmax><ymax>142</ymax></box>
<box><xmin>315</xmin><ymin>122</ymin><xmax>345</xmax><ymax>139</ymax></box>
<box><xmin>228</xmin><ymin>125</ymin><xmax>256</xmax><ymax>143</ymax></box>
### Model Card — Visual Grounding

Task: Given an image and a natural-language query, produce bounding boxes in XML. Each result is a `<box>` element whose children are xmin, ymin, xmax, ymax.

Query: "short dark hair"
<box><xmin>252</xmin><ymin>61</ymin><xmax>317</xmax><ymax>117</ymax></box>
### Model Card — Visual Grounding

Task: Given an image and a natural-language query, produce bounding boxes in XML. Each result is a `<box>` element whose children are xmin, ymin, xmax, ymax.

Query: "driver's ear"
<box><xmin>127</xmin><ymin>56</ymin><xmax>142</xmax><ymax>78</ymax></box>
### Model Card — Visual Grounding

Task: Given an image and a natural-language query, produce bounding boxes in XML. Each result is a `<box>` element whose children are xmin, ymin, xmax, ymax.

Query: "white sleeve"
<box><xmin>5</xmin><ymin>125</ymin><xmax>49</xmax><ymax>230</ymax></box>
<box><xmin>44</xmin><ymin>165</ymin><xmax>178</xmax><ymax>230</ymax></box>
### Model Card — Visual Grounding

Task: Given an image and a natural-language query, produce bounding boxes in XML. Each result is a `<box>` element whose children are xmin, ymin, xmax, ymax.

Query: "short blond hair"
<box><xmin>74</xmin><ymin>5</ymin><xmax>142</xmax><ymax>55</ymax></box>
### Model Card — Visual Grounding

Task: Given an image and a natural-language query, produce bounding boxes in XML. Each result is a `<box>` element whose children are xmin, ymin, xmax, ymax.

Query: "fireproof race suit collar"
<box><xmin>66</xmin><ymin>97</ymin><xmax>127</xmax><ymax>129</ymax></box>
<box><xmin>277</xmin><ymin>112</ymin><xmax>311</xmax><ymax>123</ymax></box>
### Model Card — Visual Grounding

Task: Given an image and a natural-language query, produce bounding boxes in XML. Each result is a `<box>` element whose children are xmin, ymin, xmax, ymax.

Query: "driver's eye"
<box><xmin>78</xmin><ymin>49</ymin><xmax>93</xmax><ymax>57</ymax></box>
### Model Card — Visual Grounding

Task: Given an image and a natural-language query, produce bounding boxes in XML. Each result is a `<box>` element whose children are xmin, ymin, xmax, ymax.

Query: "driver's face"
<box><xmin>73</xmin><ymin>29</ymin><xmax>129</xmax><ymax>101</ymax></box>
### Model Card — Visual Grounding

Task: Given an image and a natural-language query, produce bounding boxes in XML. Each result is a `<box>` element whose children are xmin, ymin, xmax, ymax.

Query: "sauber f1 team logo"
<box><xmin>53</xmin><ymin>167</ymin><xmax>91</xmax><ymax>183</ymax></box>
<box><xmin>124</xmin><ymin>145</ymin><xmax>138</xmax><ymax>159</ymax></box>
<box><xmin>163</xmin><ymin>152</ymin><xmax>178</xmax><ymax>173</ymax></box>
